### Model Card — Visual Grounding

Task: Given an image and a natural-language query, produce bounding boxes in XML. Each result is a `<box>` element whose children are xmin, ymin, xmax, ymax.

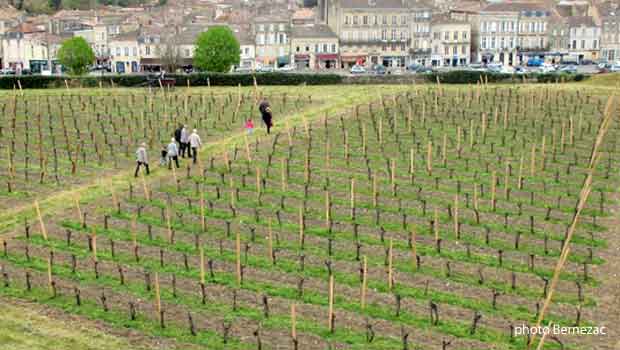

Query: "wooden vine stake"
<box><xmin>91</xmin><ymin>227</ymin><xmax>98</xmax><ymax>262</ymax></box>
<box><xmin>490</xmin><ymin>171</ymin><xmax>497</xmax><ymax>210</ymax></box>
<box><xmin>517</xmin><ymin>154</ymin><xmax>524</xmax><ymax>189</ymax></box>
<box><xmin>166</xmin><ymin>206</ymin><xmax>173</xmax><ymax>243</ymax></box>
<box><xmin>530</xmin><ymin>143</ymin><xmax>536</xmax><ymax>177</ymax></box>
<box><xmin>411</xmin><ymin>227</ymin><xmax>417</xmax><ymax>271</ymax></box>
<box><xmin>350</xmin><ymin>178</ymin><xmax>355</xmax><ymax>217</ymax></box>
<box><xmin>453</xmin><ymin>194</ymin><xmax>459</xmax><ymax>238</ymax></box>
<box><xmin>372</xmin><ymin>174</ymin><xmax>378</xmax><ymax>208</ymax></box>
<box><xmin>426</xmin><ymin>140</ymin><xmax>433</xmax><ymax>176</ymax></box>
<box><xmin>244</xmin><ymin>134</ymin><xmax>252</xmax><ymax>162</ymax></box>
<box><xmin>34</xmin><ymin>200</ymin><xmax>48</xmax><ymax>240</ymax></box>
<box><xmin>291</xmin><ymin>303</ymin><xmax>297</xmax><ymax>342</ymax></box>
<box><xmin>200</xmin><ymin>188</ymin><xmax>206</xmax><ymax>232</ymax></box>
<box><xmin>298</xmin><ymin>206</ymin><xmax>304</xmax><ymax>249</ymax></box>
<box><xmin>281</xmin><ymin>158</ymin><xmax>287</xmax><ymax>192</ymax></box>
<box><xmin>47</xmin><ymin>255</ymin><xmax>53</xmax><ymax>293</ymax></box>
<box><xmin>388</xmin><ymin>239</ymin><xmax>394</xmax><ymax>290</ymax></box>
<box><xmin>504</xmin><ymin>160</ymin><xmax>510</xmax><ymax>199</ymax></box>
<box><xmin>154</xmin><ymin>272</ymin><xmax>162</xmax><ymax>323</ymax></box>
<box><xmin>328</xmin><ymin>274</ymin><xmax>335</xmax><ymax>332</ymax></box>
<box><xmin>268</xmin><ymin>219</ymin><xmax>274</xmax><ymax>265</ymax></box>
<box><xmin>74</xmin><ymin>195</ymin><xmax>82</xmax><ymax>222</ymax></box>
<box><xmin>361</xmin><ymin>256</ymin><xmax>368</xmax><ymax>309</ymax></box>
<box><xmin>199</xmin><ymin>246</ymin><xmax>205</xmax><ymax>285</ymax></box>
<box><xmin>236</xmin><ymin>231</ymin><xmax>241</xmax><ymax>286</ymax></box>
<box><xmin>140</xmin><ymin>172</ymin><xmax>150</xmax><ymax>201</ymax></box>
<box><xmin>433</xmin><ymin>208</ymin><xmax>440</xmax><ymax>242</ymax></box>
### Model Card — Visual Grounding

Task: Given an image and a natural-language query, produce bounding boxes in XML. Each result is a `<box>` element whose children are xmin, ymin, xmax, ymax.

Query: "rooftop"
<box><xmin>481</xmin><ymin>2</ymin><xmax>549</xmax><ymax>13</ymax></box>
<box><xmin>291</xmin><ymin>24</ymin><xmax>337</xmax><ymax>38</ymax></box>
<box><xmin>567</xmin><ymin>16</ymin><xmax>597</xmax><ymax>27</ymax></box>
<box><xmin>340</xmin><ymin>0</ymin><xmax>408</xmax><ymax>9</ymax></box>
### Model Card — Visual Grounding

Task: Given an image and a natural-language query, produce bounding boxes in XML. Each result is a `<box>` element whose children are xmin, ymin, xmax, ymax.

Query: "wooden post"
<box><xmin>504</xmin><ymin>160</ymin><xmax>510</xmax><ymax>199</ymax></box>
<box><xmin>361</xmin><ymin>256</ymin><xmax>368</xmax><ymax>309</ymax></box>
<box><xmin>166</xmin><ymin>206</ymin><xmax>173</xmax><ymax>244</ymax></box>
<box><xmin>469</xmin><ymin>119</ymin><xmax>474</xmax><ymax>148</ymax></box>
<box><xmin>131</xmin><ymin>215</ymin><xmax>137</xmax><ymax>248</ymax></box>
<box><xmin>268</xmin><ymin>219</ymin><xmax>274</xmax><ymax>265</ymax></box>
<box><xmin>350</xmin><ymin>178</ymin><xmax>355</xmax><ymax>215</ymax></box>
<box><xmin>325</xmin><ymin>191</ymin><xmax>330</xmax><ymax>228</ymax></box>
<box><xmin>74</xmin><ymin>195</ymin><xmax>82</xmax><ymax>222</ymax></box>
<box><xmin>434</xmin><ymin>208</ymin><xmax>439</xmax><ymax>242</ymax></box>
<box><xmin>411</xmin><ymin>227</ymin><xmax>417</xmax><ymax>271</ymax></box>
<box><xmin>456</xmin><ymin>126</ymin><xmax>462</xmax><ymax>152</ymax></box>
<box><xmin>281</xmin><ymin>158</ymin><xmax>287</xmax><ymax>192</ymax></box>
<box><xmin>47</xmin><ymin>255</ymin><xmax>53</xmax><ymax>293</ymax></box>
<box><xmin>491</xmin><ymin>171</ymin><xmax>497</xmax><ymax>209</ymax></box>
<box><xmin>441</xmin><ymin>133</ymin><xmax>447</xmax><ymax>166</ymax></box>
<box><xmin>291</xmin><ymin>303</ymin><xmax>297</xmax><ymax>340</ymax></box>
<box><xmin>530</xmin><ymin>143</ymin><xmax>536</xmax><ymax>177</ymax></box>
<box><xmin>91</xmin><ymin>227</ymin><xmax>98</xmax><ymax>262</ymax></box>
<box><xmin>409</xmin><ymin>148</ymin><xmax>415</xmax><ymax>174</ymax></box>
<box><xmin>328</xmin><ymin>275</ymin><xmax>334</xmax><ymax>332</ymax></box>
<box><xmin>298</xmin><ymin>206</ymin><xmax>304</xmax><ymax>249</ymax></box>
<box><xmin>140</xmin><ymin>172</ymin><xmax>150</xmax><ymax>201</ymax></box>
<box><xmin>244</xmin><ymin>134</ymin><xmax>252</xmax><ymax>162</ymax></box>
<box><xmin>426</xmin><ymin>140</ymin><xmax>432</xmax><ymax>175</ymax></box>
<box><xmin>34</xmin><ymin>200</ymin><xmax>48</xmax><ymax>240</ymax></box>
<box><xmin>236</xmin><ymin>231</ymin><xmax>241</xmax><ymax>286</ymax></box>
<box><xmin>473</xmin><ymin>183</ymin><xmax>479</xmax><ymax>211</ymax></box>
<box><xmin>390</xmin><ymin>159</ymin><xmax>396</xmax><ymax>193</ymax></box>
<box><xmin>256</xmin><ymin>166</ymin><xmax>261</xmax><ymax>198</ymax></box>
<box><xmin>200</xmin><ymin>189</ymin><xmax>206</xmax><ymax>232</ymax></box>
<box><xmin>540</xmin><ymin>135</ymin><xmax>546</xmax><ymax>171</ymax></box>
<box><xmin>154</xmin><ymin>272</ymin><xmax>162</xmax><ymax>321</ymax></box>
<box><xmin>518</xmin><ymin>155</ymin><xmax>524</xmax><ymax>189</ymax></box>
<box><xmin>388</xmin><ymin>239</ymin><xmax>394</xmax><ymax>290</ymax></box>
<box><xmin>200</xmin><ymin>246</ymin><xmax>205</xmax><ymax>285</ymax></box>
<box><xmin>362</xmin><ymin>123</ymin><xmax>367</xmax><ymax>153</ymax></box>
<box><xmin>453</xmin><ymin>194</ymin><xmax>459</xmax><ymax>238</ymax></box>
<box><xmin>372</xmin><ymin>174</ymin><xmax>378</xmax><ymax>208</ymax></box>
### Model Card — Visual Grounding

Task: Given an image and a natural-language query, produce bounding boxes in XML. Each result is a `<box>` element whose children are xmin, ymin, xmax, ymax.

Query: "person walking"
<box><xmin>167</xmin><ymin>138</ymin><xmax>180</xmax><ymax>169</ymax></box>
<box><xmin>245</xmin><ymin>118</ymin><xmax>254</xmax><ymax>135</ymax></box>
<box><xmin>174</xmin><ymin>123</ymin><xmax>183</xmax><ymax>147</ymax></box>
<box><xmin>259</xmin><ymin>98</ymin><xmax>273</xmax><ymax>134</ymax></box>
<box><xmin>188</xmin><ymin>129</ymin><xmax>202</xmax><ymax>164</ymax></box>
<box><xmin>134</xmin><ymin>143</ymin><xmax>150</xmax><ymax>177</ymax></box>
<box><xmin>180</xmin><ymin>125</ymin><xmax>189</xmax><ymax>158</ymax></box>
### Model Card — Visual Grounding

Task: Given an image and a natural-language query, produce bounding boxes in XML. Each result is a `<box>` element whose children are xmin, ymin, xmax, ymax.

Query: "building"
<box><xmin>567</xmin><ymin>16</ymin><xmax>600</xmax><ymax>62</ymax></box>
<box><xmin>477</xmin><ymin>2</ymin><xmax>550</xmax><ymax>66</ymax></box>
<box><xmin>109</xmin><ymin>30</ymin><xmax>140</xmax><ymax>73</ymax></box>
<box><xmin>235</xmin><ymin>30</ymin><xmax>256</xmax><ymax>69</ymax></box>
<box><xmin>325</xmin><ymin>0</ymin><xmax>411</xmax><ymax>68</ymax></box>
<box><xmin>291</xmin><ymin>24</ymin><xmax>339</xmax><ymax>69</ymax></box>
<box><xmin>597</xmin><ymin>2</ymin><xmax>620</xmax><ymax>62</ymax></box>
<box><xmin>409</xmin><ymin>5</ymin><xmax>433</xmax><ymax>66</ymax></box>
<box><xmin>547</xmin><ymin>11</ymin><xmax>569</xmax><ymax>63</ymax></box>
<box><xmin>430</xmin><ymin>15</ymin><xmax>470</xmax><ymax>66</ymax></box>
<box><xmin>254</xmin><ymin>13</ymin><xmax>291</xmax><ymax>68</ymax></box>
<box><xmin>1</xmin><ymin>22</ymin><xmax>62</xmax><ymax>73</ymax></box>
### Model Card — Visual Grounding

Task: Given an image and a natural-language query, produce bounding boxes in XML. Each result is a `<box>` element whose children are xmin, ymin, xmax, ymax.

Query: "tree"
<box><xmin>193</xmin><ymin>26</ymin><xmax>240</xmax><ymax>73</ymax></box>
<box><xmin>159</xmin><ymin>33</ymin><xmax>182</xmax><ymax>73</ymax></box>
<box><xmin>48</xmin><ymin>0</ymin><xmax>61</xmax><ymax>10</ymax></box>
<box><xmin>57</xmin><ymin>37</ymin><xmax>95</xmax><ymax>76</ymax></box>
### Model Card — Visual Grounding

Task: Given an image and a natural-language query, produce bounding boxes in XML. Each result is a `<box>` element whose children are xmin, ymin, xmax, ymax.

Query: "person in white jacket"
<box><xmin>166</xmin><ymin>138</ymin><xmax>180</xmax><ymax>169</ymax></box>
<box><xmin>188</xmin><ymin>129</ymin><xmax>202</xmax><ymax>164</ymax></box>
<box><xmin>134</xmin><ymin>143</ymin><xmax>149</xmax><ymax>177</ymax></box>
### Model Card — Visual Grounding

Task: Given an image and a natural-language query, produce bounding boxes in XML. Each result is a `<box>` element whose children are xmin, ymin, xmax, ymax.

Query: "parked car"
<box><xmin>611</xmin><ymin>62</ymin><xmax>620</xmax><ymax>72</ymax></box>
<box><xmin>406</xmin><ymin>63</ymin><xmax>421</xmax><ymax>72</ymax></box>
<box><xmin>526</xmin><ymin>58</ymin><xmax>544</xmax><ymax>67</ymax></box>
<box><xmin>558</xmin><ymin>65</ymin><xmax>577</xmax><ymax>74</ymax></box>
<box><xmin>277</xmin><ymin>64</ymin><xmax>296</xmax><ymax>72</ymax></box>
<box><xmin>539</xmin><ymin>63</ymin><xmax>556</xmax><ymax>73</ymax></box>
<box><xmin>350</xmin><ymin>65</ymin><xmax>366</xmax><ymax>74</ymax></box>
<box><xmin>514</xmin><ymin>66</ymin><xmax>528</xmax><ymax>75</ymax></box>
<box><xmin>580</xmin><ymin>59</ymin><xmax>593</xmax><ymax>65</ymax></box>
<box><xmin>256</xmin><ymin>65</ymin><xmax>274</xmax><ymax>73</ymax></box>
<box><xmin>467</xmin><ymin>63</ymin><xmax>487</xmax><ymax>72</ymax></box>
<box><xmin>371</xmin><ymin>64</ymin><xmax>386</xmax><ymax>75</ymax></box>
<box><xmin>0</xmin><ymin>68</ymin><xmax>16</xmax><ymax>75</ymax></box>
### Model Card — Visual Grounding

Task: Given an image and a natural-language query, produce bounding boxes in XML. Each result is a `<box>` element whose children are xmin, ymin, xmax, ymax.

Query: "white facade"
<box><xmin>109</xmin><ymin>37</ymin><xmax>140</xmax><ymax>73</ymax></box>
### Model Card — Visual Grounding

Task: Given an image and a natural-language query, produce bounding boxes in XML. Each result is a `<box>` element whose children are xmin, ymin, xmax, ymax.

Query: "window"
<box><xmin>315</xmin><ymin>44</ymin><xmax>319</xmax><ymax>52</ymax></box>
<box><xmin>269</xmin><ymin>24</ymin><xmax>275</xmax><ymax>31</ymax></box>
<box><xmin>145</xmin><ymin>45</ymin><xmax>150</xmax><ymax>55</ymax></box>
<box><xmin>509</xmin><ymin>37</ymin><xmax>514</xmax><ymax>48</ymax></box>
<box><xmin>433</xmin><ymin>32</ymin><xmax>440</xmax><ymax>40</ymax></box>
<box><xmin>124</xmin><ymin>47</ymin><xmax>129</xmax><ymax>56</ymax></box>
<box><xmin>331</xmin><ymin>44</ymin><xmax>336</xmax><ymax>52</ymax></box>
<box><xmin>363</xmin><ymin>16</ymin><xmax>368</xmax><ymax>25</ymax></box>
<box><xmin>461</xmin><ymin>45</ymin><xmax>466</xmax><ymax>54</ymax></box>
<box><xmin>392</xmin><ymin>15</ymin><xmax>397</xmax><ymax>25</ymax></box>
<box><xmin>500</xmin><ymin>21</ymin><xmax>505</xmax><ymax>32</ymax></box>
<box><xmin>500</xmin><ymin>37</ymin><xmax>505</xmax><ymax>48</ymax></box>
<box><xmin>491</xmin><ymin>36</ymin><xmax>496</xmax><ymax>48</ymax></box>
<box><xmin>463</xmin><ymin>31</ymin><xmax>468</xmax><ymax>39</ymax></box>
<box><xmin>593</xmin><ymin>40</ymin><xmax>597</xmax><ymax>49</ymax></box>
<box><xmin>382</xmin><ymin>15</ymin><xmax>387</xmax><ymax>25</ymax></box>
<box><xmin>381</xmin><ymin>29</ymin><xmax>387</xmax><ymax>40</ymax></box>
<box><xmin>185</xmin><ymin>48</ymin><xmax>190</xmax><ymax>57</ymax></box>
<box><xmin>296</xmin><ymin>46</ymin><xmax>300</xmax><ymax>52</ymax></box>
<box><xmin>353</xmin><ymin>16</ymin><xmax>358</xmax><ymax>25</ymax></box>
<box><xmin>572</xmin><ymin>40</ymin><xmax>576</xmax><ymax>49</ymax></box>
<box><xmin>279</xmin><ymin>24</ymin><xmax>285</xmax><ymax>31</ymax></box>
<box><xmin>453</xmin><ymin>31</ymin><xmax>458</xmax><ymax>40</ymax></box>
<box><xmin>323</xmin><ymin>44</ymin><xmax>328</xmax><ymax>52</ymax></box>
<box><xmin>305</xmin><ymin>45</ymin><xmax>310</xmax><ymax>51</ymax></box>
<box><xmin>444</xmin><ymin>46</ymin><xmax>449</xmax><ymax>55</ymax></box>
<box><xmin>372</xmin><ymin>15</ymin><xmax>377</xmax><ymax>25</ymax></box>
<box><xmin>401</xmin><ymin>15</ymin><xmax>407</xmax><ymax>25</ymax></box>
<box><xmin>453</xmin><ymin>46</ymin><xmax>457</xmax><ymax>55</ymax></box>
<box><xmin>444</xmin><ymin>31</ymin><xmax>449</xmax><ymax>40</ymax></box>
<box><xmin>132</xmin><ymin>47</ymin><xmax>137</xmax><ymax>56</ymax></box>
<box><xmin>482</xmin><ymin>21</ymin><xmax>487</xmax><ymax>32</ymax></box>
<box><xmin>345</xmin><ymin>16</ymin><xmax>350</xmax><ymax>25</ymax></box>
<box><xmin>581</xmin><ymin>39</ymin><xmax>585</xmax><ymax>49</ymax></box>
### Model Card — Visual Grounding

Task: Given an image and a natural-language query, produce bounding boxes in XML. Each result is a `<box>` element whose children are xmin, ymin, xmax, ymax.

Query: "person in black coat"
<box><xmin>258</xmin><ymin>98</ymin><xmax>273</xmax><ymax>134</ymax></box>
<box><xmin>174</xmin><ymin>124</ymin><xmax>183</xmax><ymax>146</ymax></box>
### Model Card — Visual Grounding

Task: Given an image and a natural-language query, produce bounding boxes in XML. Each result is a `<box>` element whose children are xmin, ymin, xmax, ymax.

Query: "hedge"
<box><xmin>0</xmin><ymin>71</ymin><xmax>589</xmax><ymax>89</ymax></box>
<box><xmin>0</xmin><ymin>73</ymin><xmax>343</xmax><ymax>89</ymax></box>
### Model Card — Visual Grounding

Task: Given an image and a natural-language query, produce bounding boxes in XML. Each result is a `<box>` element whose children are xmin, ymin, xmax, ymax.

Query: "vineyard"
<box><xmin>0</xmin><ymin>83</ymin><xmax>618</xmax><ymax>350</ymax></box>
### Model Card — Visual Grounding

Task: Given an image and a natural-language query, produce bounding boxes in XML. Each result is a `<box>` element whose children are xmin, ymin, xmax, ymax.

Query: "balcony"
<box><xmin>341</xmin><ymin>38</ymin><xmax>411</xmax><ymax>45</ymax></box>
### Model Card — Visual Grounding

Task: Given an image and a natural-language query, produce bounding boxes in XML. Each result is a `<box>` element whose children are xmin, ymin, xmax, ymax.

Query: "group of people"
<box><xmin>133</xmin><ymin>98</ymin><xmax>274</xmax><ymax>177</ymax></box>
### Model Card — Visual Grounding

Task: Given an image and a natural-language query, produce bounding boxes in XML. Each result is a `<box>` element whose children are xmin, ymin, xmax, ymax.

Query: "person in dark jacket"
<box><xmin>180</xmin><ymin>125</ymin><xmax>189</xmax><ymax>158</ymax></box>
<box><xmin>174</xmin><ymin>124</ymin><xmax>183</xmax><ymax>145</ymax></box>
<box><xmin>259</xmin><ymin>98</ymin><xmax>273</xmax><ymax>134</ymax></box>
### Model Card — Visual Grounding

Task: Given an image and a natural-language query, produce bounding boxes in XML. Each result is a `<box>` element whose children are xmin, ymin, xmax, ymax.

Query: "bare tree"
<box><xmin>158</xmin><ymin>31</ymin><xmax>182</xmax><ymax>73</ymax></box>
